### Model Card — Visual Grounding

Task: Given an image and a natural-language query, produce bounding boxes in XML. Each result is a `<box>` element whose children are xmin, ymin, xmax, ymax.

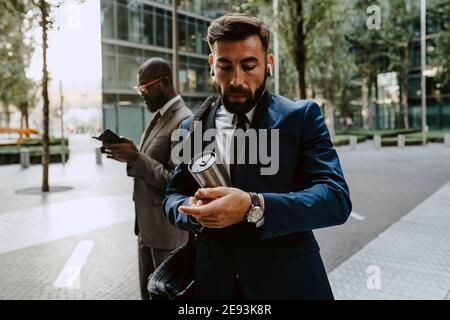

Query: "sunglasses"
<box><xmin>134</xmin><ymin>76</ymin><xmax>168</xmax><ymax>96</ymax></box>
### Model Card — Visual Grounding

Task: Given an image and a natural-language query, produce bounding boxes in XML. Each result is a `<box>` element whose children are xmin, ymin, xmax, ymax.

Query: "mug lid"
<box><xmin>188</xmin><ymin>151</ymin><xmax>216</xmax><ymax>173</ymax></box>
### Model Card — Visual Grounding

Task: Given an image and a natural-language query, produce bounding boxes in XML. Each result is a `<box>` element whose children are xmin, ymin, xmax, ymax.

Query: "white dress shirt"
<box><xmin>214</xmin><ymin>105</ymin><xmax>256</xmax><ymax>179</ymax></box>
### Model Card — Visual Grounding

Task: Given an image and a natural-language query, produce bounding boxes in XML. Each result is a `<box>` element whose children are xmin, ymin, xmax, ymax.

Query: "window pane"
<box><xmin>155</xmin><ymin>8</ymin><xmax>167</xmax><ymax>47</ymax></box>
<box><xmin>143</xmin><ymin>5</ymin><xmax>154</xmax><ymax>45</ymax></box>
<box><xmin>128</xmin><ymin>3</ymin><xmax>142</xmax><ymax>43</ymax></box>
<box><xmin>187</xmin><ymin>17</ymin><xmax>196</xmax><ymax>53</ymax></box>
<box><xmin>117</xmin><ymin>2</ymin><xmax>129</xmax><ymax>41</ymax></box>
<box><xmin>103</xmin><ymin>93</ymin><xmax>118</xmax><ymax>133</ymax></box>
<box><xmin>118</xmin><ymin>54</ymin><xmax>141</xmax><ymax>88</ymax></box>
<box><xmin>178</xmin><ymin>15</ymin><xmax>187</xmax><ymax>51</ymax></box>
<box><xmin>118</xmin><ymin>104</ymin><xmax>144</xmax><ymax>144</ymax></box>
<box><xmin>102</xmin><ymin>54</ymin><xmax>117</xmax><ymax>88</ymax></box>
<box><xmin>202</xmin><ymin>21</ymin><xmax>209</xmax><ymax>54</ymax></box>
<box><xmin>167</xmin><ymin>11</ymin><xmax>173</xmax><ymax>48</ymax></box>
<box><xmin>179</xmin><ymin>55</ymin><xmax>188</xmax><ymax>93</ymax></box>
<box><xmin>101</xmin><ymin>0</ymin><xmax>115</xmax><ymax>38</ymax></box>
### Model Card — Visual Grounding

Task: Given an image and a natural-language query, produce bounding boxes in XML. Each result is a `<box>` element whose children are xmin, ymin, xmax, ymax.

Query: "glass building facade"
<box><xmin>372</xmin><ymin>14</ymin><xmax>450</xmax><ymax>130</ymax></box>
<box><xmin>100</xmin><ymin>0</ymin><xmax>231</xmax><ymax>143</ymax></box>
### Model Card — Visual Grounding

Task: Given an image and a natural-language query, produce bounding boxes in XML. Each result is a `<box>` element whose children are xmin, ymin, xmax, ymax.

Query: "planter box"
<box><xmin>333</xmin><ymin>135</ymin><xmax>367</xmax><ymax>146</ymax></box>
<box><xmin>0</xmin><ymin>145</ymin><xmax>70</xmax><ymax>165</ymax></box>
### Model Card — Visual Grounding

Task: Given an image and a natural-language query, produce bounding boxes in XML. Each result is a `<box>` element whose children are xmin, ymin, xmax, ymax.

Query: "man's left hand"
<box><xmin>103</xmin><ymin>138</ymin><xmax>139</xmax><ymax>163</ymax></box>
<box><xmin>179</xmin><ymin>187</ymin><xmax>252</xmax><ymax>228</ymax></box>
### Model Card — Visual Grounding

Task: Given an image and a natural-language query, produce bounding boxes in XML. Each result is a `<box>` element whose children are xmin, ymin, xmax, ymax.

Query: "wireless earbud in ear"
<box><xmin>210</xmin><ymin>69</ymin><xmax>215</xmax><ymax>76</ymax></box>
<box><xmin>266</xmin><ymin>64</ymin><xmax>273</xmax><ymax>77</ymax></box>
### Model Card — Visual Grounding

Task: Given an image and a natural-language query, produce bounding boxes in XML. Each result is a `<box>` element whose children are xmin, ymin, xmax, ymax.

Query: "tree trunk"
<box><xmin>24</xmin><ymin>101</ymin><xmax>29</xmax><ymax>130</ymax></box>
<box><xmin>3</xmin><ymin>101</ymin><xmax>11</xmax><ymax>128</ymax></box>
<box><xmin>400</xmin><ymin>46</ymin><xmax>409</xmax><ymax>129</ymax></box>
<box><xmin>20</xmin><ymin>102</ymin><xmax>25</xmax><ymax>129</ymax></box>
<box><xmin>40</xmin><ymin>0</ymin><xmax>50</xmax><ymax>192</ymax></box>
<box><xmin>20</xmin><ymin>101</ymin><xmax>30</xmax><ymax>131</ymax></box>
<box><xmin>295</xmin><ymin>0</ymin><xmax>307</xmax><ymax>99</ymax></box>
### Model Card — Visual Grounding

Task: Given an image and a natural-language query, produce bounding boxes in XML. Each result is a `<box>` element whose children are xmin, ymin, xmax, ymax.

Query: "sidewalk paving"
<box><xmin>329</xmin><ymin>182</ymin><xmax>450</xmax><ymax>300</ymax></box>
<box><xmin>1</xmin><ymin>134</ymin><xmax>449</xmax><ymax>299</ymax></box>
<box><xmin>0</xmin><ymin>134</ymin><xmax>139</xmax><ymax>299</ymax></box>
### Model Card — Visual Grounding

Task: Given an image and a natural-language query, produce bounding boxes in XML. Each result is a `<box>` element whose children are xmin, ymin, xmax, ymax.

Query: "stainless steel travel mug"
<box><xmin>188</xmin><ymin>151</ymin><xmax>229</xmax><ymax>188</ymax></box>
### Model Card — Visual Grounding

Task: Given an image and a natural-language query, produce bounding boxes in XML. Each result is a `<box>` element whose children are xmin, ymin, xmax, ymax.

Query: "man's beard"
<box><xmin>144</xmin><ymin>93</ymin><xmax>164</xmax><ymax>113</ymax></box>
<box><xmin>216</xmin><ymin>76</ymin><xmax>267</xmax><ymax>115</ymax></box>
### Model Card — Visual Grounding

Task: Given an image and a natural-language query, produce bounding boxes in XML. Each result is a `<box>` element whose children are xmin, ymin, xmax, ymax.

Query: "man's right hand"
<box><xmin>102</xmin><ymin>137</ymin><xmax>139</xmax><ymax>163</ymax></box>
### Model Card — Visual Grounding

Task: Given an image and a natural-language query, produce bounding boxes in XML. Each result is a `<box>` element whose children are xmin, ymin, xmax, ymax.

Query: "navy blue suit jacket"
<box><xmin>163</xmin><ymin>92</ymin><xmax>352</xmax><ymax>299</ymax></box>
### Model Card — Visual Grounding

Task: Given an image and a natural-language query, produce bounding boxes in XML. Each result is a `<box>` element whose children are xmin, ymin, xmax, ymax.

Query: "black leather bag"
<box><xmin>147</xmin><ymin>234</ymin><xmax>196</xmax><ymax>300</ymax></box>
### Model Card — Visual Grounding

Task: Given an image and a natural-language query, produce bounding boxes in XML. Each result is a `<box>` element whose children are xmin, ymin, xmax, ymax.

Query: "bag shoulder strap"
<box><xmin>186</xmin><ymin>94</ymin><xmax>218</xmax><ymax>241</ymax></box>
<box><xmin>188</xmin><ymin>94</ymin><xmax>219</xmax><ymax>134</ymax></box>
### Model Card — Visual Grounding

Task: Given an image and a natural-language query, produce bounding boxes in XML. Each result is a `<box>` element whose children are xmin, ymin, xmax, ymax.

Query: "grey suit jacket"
<box><xmin>127</xmin><ymin>98</ymin><xmax>192</xmax><ymax>249</ymax></box>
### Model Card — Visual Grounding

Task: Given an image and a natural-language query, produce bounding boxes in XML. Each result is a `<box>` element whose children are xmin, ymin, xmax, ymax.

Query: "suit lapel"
<box><xmin>141</xmin><ymin>99</ymin><xmax>184</xmax><ymax>153</ymax></box>
<box><xmin>138</xmin><ymin>126</ymin><xmax>150</xmax><ymax>151</ymax></box>
<box><xmin>202</xmin><ymin>97</ymin><xmax>220</xmax><ymax>150</ymax></box>
<box><xmin>250</xmin><ymin>90</ymin><xmax>272</xmax><ymax>130</ymax></box>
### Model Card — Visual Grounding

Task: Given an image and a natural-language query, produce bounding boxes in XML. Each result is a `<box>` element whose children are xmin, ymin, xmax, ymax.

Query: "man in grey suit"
<box><xmin>103</xmin><ymin>58</ymin><xmax>192</xmax><ymax>299</ymax></box>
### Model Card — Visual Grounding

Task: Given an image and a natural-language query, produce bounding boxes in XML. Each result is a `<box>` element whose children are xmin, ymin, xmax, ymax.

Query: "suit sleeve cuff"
<box><xmin>256</xmin><ymin>193</ymin><xmax>265</xmax><ymax>228</ymax></box>
<box><xmin>188</xmin><ymin>215</ymin><xmax>204</xmax><ymax>234</ymax></box>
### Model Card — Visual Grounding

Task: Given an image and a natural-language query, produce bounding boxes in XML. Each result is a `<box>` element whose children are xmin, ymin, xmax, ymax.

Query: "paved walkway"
<box><xmin>1</xmin><ymin>134</ymin><xmax>449</xmax><ymax>299</ymax></box>
<box><xmin>0</xmin><ymin>134</ymin><xmax>139</xmax><ymax>299</ymax></box>
<box><xmin>329</xmin><ymin>182</ymin><xmax>450</xmax><ymax>300</ymax></box>
<box><xmin>0</xmin><ymin>195</ymin><xmax>133</xmax><ymax>255</ymax></box>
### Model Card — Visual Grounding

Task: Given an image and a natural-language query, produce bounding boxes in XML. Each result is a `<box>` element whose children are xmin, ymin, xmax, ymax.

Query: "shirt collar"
<box><xmin>158</xmin><ymin>95</ymin><xmax>182</xmax><ymax>117</ymax></box>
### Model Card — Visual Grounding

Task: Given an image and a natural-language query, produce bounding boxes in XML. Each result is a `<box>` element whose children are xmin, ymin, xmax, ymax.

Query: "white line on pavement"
<box><xmin>350</xmin><ymin>211</ymin><xmax>365</xmax><ymax>221</ymax></box>
<box><xmin>54</xmin><ymin>240</ymin><xmax>95</xmax><ymax>289</ymax></box>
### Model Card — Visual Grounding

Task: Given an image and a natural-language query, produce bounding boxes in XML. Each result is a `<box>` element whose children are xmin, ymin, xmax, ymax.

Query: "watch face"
<box><xmin>248</xmin><ymin>206</ymin><xmax>264</xmax><ymax>223</ymax></box>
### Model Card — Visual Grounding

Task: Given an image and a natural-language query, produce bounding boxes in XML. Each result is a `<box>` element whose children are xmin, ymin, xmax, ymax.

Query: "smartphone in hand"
<box><xmin>92</xmin><ymin>129</ymin><xmax>123</xmax><ymax>144</ymax></box>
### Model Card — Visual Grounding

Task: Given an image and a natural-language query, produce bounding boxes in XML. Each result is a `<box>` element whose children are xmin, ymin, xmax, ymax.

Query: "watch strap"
<box><xmin>248</xmin><ymin>192</ymin><xmax>261</xmax><ymax>207</ymax></box>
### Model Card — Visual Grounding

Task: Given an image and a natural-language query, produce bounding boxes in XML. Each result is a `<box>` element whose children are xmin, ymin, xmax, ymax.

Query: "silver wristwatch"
<box><xmin>246</xmin><ymin>192</ymin><xmax>264</xmax><ymax>224</ymax></box>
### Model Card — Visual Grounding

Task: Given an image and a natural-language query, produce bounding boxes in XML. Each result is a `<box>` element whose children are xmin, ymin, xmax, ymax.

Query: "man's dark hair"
<box><xmin>207</xmin><ymin>13</ymin><xmax>271</xmax><ymax>53</ymax></box>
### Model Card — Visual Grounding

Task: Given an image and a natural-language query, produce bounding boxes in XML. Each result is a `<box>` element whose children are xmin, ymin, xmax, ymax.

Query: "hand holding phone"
<box><xmin>93</xmin><ymin>130</ymin><xmax>138</xmax><ymax>163</ymax></box>
<box><xmin>92</xmin><ymin>129</ymin><xmax>123</xmax><ymax>144</ymax></box>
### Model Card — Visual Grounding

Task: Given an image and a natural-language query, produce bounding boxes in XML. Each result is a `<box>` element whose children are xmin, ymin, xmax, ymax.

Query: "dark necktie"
<box><xmin>234</xmin><ymin>113</ymin><xmax>249</xmax><ymax>131</ymax></box>
<box><xmin>149</xmin><ymin>112</ymin><xmax>161</xmax><ymax>131</ymax></box>
<box><xmin>230</xmin><ymin>114</ymin><xmax>249</xmax><ymax>178</ymax></box>
<box><xmin>141</xmin><ymin>112</ymin><xmax>161</xmax><ymax>147</ymax></box>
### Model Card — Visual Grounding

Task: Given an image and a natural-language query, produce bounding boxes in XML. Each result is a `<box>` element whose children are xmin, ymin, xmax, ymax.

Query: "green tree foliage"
<box><xmin>2</xmin><ymin>0</ymin><xmax>74</xmax><ymax>191</ymax></box>
<box><xmin>307</xmin><ymin>0</ymin><xmax>357</xmax><ymax>136</ymax></box>
<box><xmin>430</xmin><ymin>0</ymin><xmax>450</xmax><ymax>87</ymax></box>
<box><xmin>382</xmin><ymin>0</ymin><xmax>419</xmax><ymax>129</ymax></box>
<box><xmin>242</xmin><ymin>0</ymin><xmax>339</xmax><ymax>99</ymax></box>
<box><xmin>0</xmin><ymin>1</ymin><xmax>35</xmax><ymax>128</ymax></box>
<box><xmin>345</xmin><ymin>0</ymin><xmax>388</xmax><ymax>129</ymax></box>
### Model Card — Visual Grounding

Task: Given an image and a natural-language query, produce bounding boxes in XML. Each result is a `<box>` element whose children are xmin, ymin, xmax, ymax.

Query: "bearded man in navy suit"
<box><xmin>163</xmin><ymin>13</ymin><xmax>352</xmax><ymax>300</ymax></box>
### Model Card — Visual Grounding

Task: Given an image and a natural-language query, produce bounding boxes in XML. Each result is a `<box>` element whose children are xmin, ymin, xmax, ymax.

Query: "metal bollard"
<box><xmin>373</xmin><ymin>135</ymin><xmax>381</xmax><ymax>150</ymax></box>
<box><xmin>397</xmin><ymin>135</ymin><xmax>405</xmax><ymax>148</ymax></box>
<box><xmin>445</xmin><ymin>133</ymin><xmax>450</xmax><ymax>148</ymax></box>
<box><xmin>95</xmin><ymin>147</ymin><xmax>102</xmax><ymax>165</ymax></box>
<box><xmin>349</xmin><ymin>136</ymin><xmax>357</xmax><ymax>151</ymax></box>
<box><xmin>20</xmin><ymin>148</ymin><xmax>30</xmax><ymax>169</ymax></box>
